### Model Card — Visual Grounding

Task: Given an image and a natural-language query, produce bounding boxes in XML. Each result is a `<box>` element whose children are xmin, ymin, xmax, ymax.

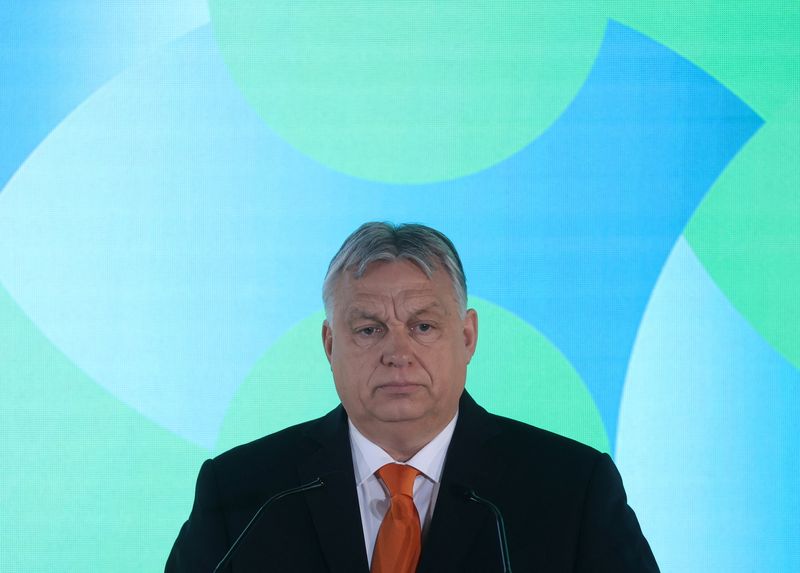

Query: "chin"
<box><xmin>371</xmin><ymin>397</ymin><xmax>429</xmax><ymax>423</ymax></box>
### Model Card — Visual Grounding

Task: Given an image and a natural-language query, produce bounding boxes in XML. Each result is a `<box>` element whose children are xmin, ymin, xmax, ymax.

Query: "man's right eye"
<box><xmin>357</xmin><ymin>326</ymin><xmax>380</xmax><ymax>336</ymax></box>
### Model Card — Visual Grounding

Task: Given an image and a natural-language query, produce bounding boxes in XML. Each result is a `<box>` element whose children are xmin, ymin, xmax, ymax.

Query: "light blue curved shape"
<box><xmin>0</xmin><ymin>23</ymin><xmax>760</xmax><ymax>447</ymax></box>
<box><xmin>0</xmin><ymin>0</ymin><xmax>209</xmax><ymax>192</ymax></box>
<box><xmin>616</xmin><ymin>238</ymin><xmax>800</xmax><ymax>572</ymax></box>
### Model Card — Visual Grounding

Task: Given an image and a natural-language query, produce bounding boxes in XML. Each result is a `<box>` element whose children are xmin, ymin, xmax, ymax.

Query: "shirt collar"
<box><xmin>349</xmin><ymin>412</ymin><xmax>458</xmax><ymax>487</ymax></box>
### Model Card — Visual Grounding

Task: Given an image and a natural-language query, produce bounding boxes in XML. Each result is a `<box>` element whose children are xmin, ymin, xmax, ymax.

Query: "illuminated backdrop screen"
<box><xmin>1</xmin><ymin>2</ymin><xmax>798</xmax><ymax>571</ymax></box>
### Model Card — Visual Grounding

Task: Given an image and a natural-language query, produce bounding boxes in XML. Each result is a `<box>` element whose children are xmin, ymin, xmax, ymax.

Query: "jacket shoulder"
<box><xmin>214</xmin><ymin>417</ymin><xmax>318</xmax><ymax>466</ymax></box>
<box><xmin>205</xmin><ymin>405</ymin><xmax>345</xmax><ymax>498</ymax></box>
<box><xmin>483</xmin><ymin>411</ymin><xmax>607</xmax><ymax>479</ymax></box>
<box><xmin>492</xmin><ymin>412</ymin><xmax>601</xmax><ymax>453</ymax></box>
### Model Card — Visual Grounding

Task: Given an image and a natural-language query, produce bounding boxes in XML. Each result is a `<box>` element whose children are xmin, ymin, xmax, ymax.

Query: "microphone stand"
<box><xmin>212</xmin><ymin>477</ymin><xmax>325</xmax><ymax>573</ymax></box>
<box><xmin>459</xmin><ymin>486</ymin><xmax>513</xmax><ymax>573</ymax></box>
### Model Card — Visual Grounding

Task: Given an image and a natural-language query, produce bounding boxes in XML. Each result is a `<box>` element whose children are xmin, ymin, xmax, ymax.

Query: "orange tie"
<box><xmin>371</xmin><ymin>463</ymin><xmax>422</xmax><ymax>573</ymax></box>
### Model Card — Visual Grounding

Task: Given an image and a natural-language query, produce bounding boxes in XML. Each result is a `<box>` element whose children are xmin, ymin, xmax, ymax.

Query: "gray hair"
<box><xmin>323</xmin><ymin>222</ymin><xmax>467</xmax><ymax>320</ymax></box>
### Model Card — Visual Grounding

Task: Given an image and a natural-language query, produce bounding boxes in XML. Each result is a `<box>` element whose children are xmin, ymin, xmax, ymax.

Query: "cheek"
<box><xmin>333</xmin><ymin>349</ymin><xmax>379</xmax><ymax>387</ymax></box>
<box><xmin>426</xmin><ymin>349</ymin><xmax>465</xmax><ymax>384</ymax></box>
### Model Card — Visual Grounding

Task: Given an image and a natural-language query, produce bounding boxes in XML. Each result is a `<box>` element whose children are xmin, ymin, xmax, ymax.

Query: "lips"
<box><xmin>376</xmin><ymin>381</ymin><xmax>421</xmax><ymax>392</ymax></box>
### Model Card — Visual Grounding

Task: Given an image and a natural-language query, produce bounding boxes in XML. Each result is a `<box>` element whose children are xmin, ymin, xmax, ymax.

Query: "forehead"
<box><xmin>334</xmin><ymin>259</ymin><xmax>456</xmax><ymax>311</ymax></box>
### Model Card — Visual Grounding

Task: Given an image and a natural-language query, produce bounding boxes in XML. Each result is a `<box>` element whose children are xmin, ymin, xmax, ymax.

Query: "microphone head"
<box><xmin>450</xmin><ymin>483</ymin><xmax>478</xmax><ymax>501</ymax></box>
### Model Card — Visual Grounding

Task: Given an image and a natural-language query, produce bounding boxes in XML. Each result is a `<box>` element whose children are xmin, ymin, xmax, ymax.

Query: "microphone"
<box><xmin>212</xmin><ymin>477</ymin><xmax>326</xmax><ymax>573</ymax></box>
<box><xmin>453</xmin><ymin>485</ymin><xmax>513</xmax><ymax>573</ymax></box>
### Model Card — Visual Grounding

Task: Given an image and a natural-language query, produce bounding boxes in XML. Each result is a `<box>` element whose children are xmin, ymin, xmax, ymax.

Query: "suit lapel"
<box><xmin>417</xmin><ymin>392</ymin><xmax>508</xmax><ymax>573</ymax></box>
<box><xmin>297</xmin><ymin>405</ymin><xmax>370</xmax><ymax>573</ymax></box>
<box><xmin>295</xmin><ymin>394</ymin><xmax>507</xmax><ymax>573</ymax></box>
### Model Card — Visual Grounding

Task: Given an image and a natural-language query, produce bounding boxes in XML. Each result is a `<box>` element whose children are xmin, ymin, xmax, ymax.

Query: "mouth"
<box><xmin>375</xmin><ymin>382</ymin><xmax>421</xmax><ymax>394</ymax></box>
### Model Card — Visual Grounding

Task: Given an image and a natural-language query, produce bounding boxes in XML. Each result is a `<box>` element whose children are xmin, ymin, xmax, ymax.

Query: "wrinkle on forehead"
<box><xmin>343</xmin><ymin>291</ymin><xmax>449</xmax><ymax>324</ymax></box>
<box><xmin>329</xmin><ymin>262</ymin><xmax>460</xmax><ymax>326</ymax></box>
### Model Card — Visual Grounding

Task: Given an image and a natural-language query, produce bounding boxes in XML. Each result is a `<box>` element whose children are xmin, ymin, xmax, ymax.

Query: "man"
<box><xmin>166</xmin><ymin>222</ymin><xmax>659</xmax><ymax>572</ymax></box>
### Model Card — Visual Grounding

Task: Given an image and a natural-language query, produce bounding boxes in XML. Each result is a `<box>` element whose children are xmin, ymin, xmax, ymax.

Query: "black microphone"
<box><xmin>453</xmin><ymin>485</ymin><xmax>513</xmax><ymax>573</ymax></box>
<box><xmin>212</xmin><ymin>477</ymin><xmax>326</xmax><ymax>573</ymax></box>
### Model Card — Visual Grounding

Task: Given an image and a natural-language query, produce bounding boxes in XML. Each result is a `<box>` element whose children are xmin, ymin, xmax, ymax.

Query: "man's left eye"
<box><xmin>415</xmin><ymin>323</ymin><xmax>433</xmax><ymax>333</ymax></box>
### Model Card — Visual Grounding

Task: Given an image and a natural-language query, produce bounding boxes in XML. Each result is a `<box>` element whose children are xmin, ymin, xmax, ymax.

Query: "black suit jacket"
<box><xmin>166</xmin><ymin>392</ymin><xmax>659</xmax><ymax>572</ymax></box>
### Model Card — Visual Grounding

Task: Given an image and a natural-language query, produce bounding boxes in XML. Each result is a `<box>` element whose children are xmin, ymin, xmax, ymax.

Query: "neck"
<box><xmin>351</xmin><ymin>414</ymin><xmax>455</xmax><ymax>462</ymax></box>
<box><xmin>376</xmin><ymin>435</ymin><xmax>430</xmax><ymax>463</ymax></box>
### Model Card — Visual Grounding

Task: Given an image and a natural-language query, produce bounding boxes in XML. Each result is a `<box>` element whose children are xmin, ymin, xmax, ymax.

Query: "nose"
<box><xmin>381</xmin><ymin>328</ymin><xmax>413</xmax><ymax>367</ymax></box>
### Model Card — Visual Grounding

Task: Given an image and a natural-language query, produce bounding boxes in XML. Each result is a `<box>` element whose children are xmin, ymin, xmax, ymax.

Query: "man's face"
<box><xmin>322</xmin><ymin>259</ymin><xmax>478</xmax><ymax>439</ymax></box>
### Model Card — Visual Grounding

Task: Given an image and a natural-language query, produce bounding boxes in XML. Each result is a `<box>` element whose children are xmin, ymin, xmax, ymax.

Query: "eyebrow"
<box><xmin>345</xmin><ymin>308</ymin><xmax>385</xmax><ymax>323</ymax></box>
<box><xmin>344</xmin><ymin>301</ymin><xmax>446</xmax><ymax>324</ymax></box>
<box><xmin>405</xmin><ymin>301</ymin><xmax>447</xmax><ymax>318</ymax></box>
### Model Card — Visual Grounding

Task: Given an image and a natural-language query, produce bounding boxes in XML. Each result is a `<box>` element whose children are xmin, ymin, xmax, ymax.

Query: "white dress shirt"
<box><xmin>348</xmin><ymin>413</ymin><xmax>458</xmax><ymax>567</ymax></box>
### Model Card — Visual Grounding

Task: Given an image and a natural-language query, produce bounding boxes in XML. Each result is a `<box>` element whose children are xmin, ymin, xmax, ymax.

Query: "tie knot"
<box><xmin>377</xmin><ymin>463</ymin><xmax>420</xmax><ymax>498</ymax></box>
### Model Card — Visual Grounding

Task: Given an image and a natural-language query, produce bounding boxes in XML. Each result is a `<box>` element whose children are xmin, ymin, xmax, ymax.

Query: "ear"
<box><xmin>322</xmin><ymin>319</ymin><xmax>334</xmax><ymax>364</ymax></box>
<box><xmin>463</xmin><ymin>308</ymin><xmax>478</xmax><ymax>363</ymax></box>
